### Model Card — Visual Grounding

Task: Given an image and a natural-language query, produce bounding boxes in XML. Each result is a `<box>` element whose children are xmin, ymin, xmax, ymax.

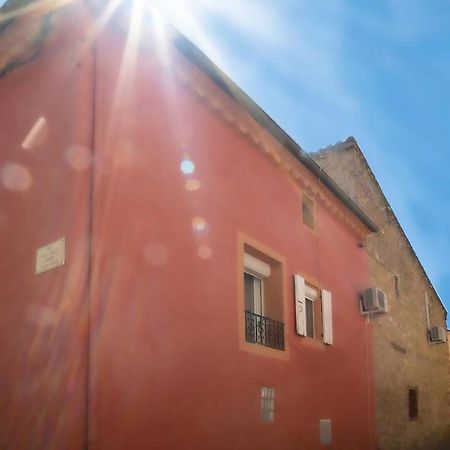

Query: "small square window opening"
<box><xmin>394</xmin><ymin>275</ymin><xmax>400</xmax><ymax>299</ymax></box>
<box><xmin>408</xmin><ymin>387</ymin><xmax>418</xmax><ymax>420</ymax></box>
<box><xmin>302</xmin><ymin>194</ymin><xmax>316</xmax><ymax>231</ymax></box>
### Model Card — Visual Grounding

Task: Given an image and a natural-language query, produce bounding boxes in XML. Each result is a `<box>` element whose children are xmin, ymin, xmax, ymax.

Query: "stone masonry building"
<box><xmin>311</xmin><ymin>137</ymin><xmax>449</xmax><ymax>450</ymax></box>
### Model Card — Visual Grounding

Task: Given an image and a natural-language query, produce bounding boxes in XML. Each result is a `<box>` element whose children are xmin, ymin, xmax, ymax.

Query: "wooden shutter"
<box><xmin>322</xmin><ymin>289</ymin><xmax>333</xmax><ymax>345</ymax></box>
<box><xmin>294</xmin><ymin>274</ymin><xmax>306</xmax><ymax>336</ymax></box>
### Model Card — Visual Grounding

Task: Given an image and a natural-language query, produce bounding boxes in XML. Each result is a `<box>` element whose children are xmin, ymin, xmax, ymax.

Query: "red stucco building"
<box><xmin>0</xmin><ymin>1</ymin><xmax>378</xmax><ymax>449</ymax></box>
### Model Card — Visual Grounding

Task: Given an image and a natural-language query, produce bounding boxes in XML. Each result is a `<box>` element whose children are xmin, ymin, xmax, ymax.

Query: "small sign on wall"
<box><xmin>35</xmin><ymin>237</ymin><xmax>65</xmax><ymax>274</ymax></box>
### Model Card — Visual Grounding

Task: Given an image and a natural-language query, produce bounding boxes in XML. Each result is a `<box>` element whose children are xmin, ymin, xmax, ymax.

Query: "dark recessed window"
<box><xmin>409</xmin><ymin>387</ymin><xmax>418</xmax><ymax>420</ymax></box>
<box><xmin>394</xmin><ymin>276</ymin><xmax>400</xmax><ymax>299</ymax></box>
<box><xmin>302</xmin><ymin>194</ymin><xmax>316</xmax><ymax>231</ymax></box>
<box><xmin>305</xmin><ymin>296</ymin><xmax>315</xmax><ymax>338</ymax></box>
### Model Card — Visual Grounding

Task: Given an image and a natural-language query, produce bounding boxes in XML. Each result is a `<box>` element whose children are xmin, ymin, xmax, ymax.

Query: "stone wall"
<box><xmin>312</xmin><ymin>139</ymin><xmax>449</xmax><ymax>450</ymax></box>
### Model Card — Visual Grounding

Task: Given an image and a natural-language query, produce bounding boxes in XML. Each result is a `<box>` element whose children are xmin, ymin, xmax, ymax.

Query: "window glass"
<box><xmin>244</xmin><ymin>272</ymin><xmax>263</xmax><ymax>315</ymax></box>
<box><xmin>244</xmin><ymin>272</ymin><xmax>254</xmax><ymax>312</ymax></box>
<box><xmin>305</xmin><ymin>284</ymin><xmax>318</xmax><ymax>339</ymax></box>
<box><xmin>305</xmin><ymin>299</ymin><xmax>314</xmax><ymax>338</ymax></box>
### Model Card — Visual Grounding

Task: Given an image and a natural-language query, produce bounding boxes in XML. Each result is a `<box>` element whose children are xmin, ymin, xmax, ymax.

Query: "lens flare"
<box><xmin>185</xmin><ymin>179</ymin><xmax>201</xmax><ymax>191</ymax></box>
<box><xmin>1</xmin><ymin>162</ymin><xmax>32</xmax><ymax>191</ymax></box>
<box><xmin>65</xmin><ymin>145</ymin><xmax>92</xmax><ymax>170</ymax></box>
<box><xmin>21</xmin><ymin>116</ymin><xmax>48</xmax><ymax>150</ymax></box>
<box><xmin>192</xmin><ymin>216</ymin><xmax>207</xmax><ymax>232</ymax></box>
<box><xmin>180</xmin><ymin>159</ymin><xmax>195</xmax><ymax>174</ymax></box>
<box><xmin>197</xmin><ymin>245</ymin><xmax>212</xmax><ymax>259</ymax></box>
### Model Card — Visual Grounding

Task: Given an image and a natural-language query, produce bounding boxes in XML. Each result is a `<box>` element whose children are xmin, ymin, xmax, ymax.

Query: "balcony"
<box><xmin>245</xmin><ymin>311</ymin><xmax>285</xmax><ymax>350</ymax></box>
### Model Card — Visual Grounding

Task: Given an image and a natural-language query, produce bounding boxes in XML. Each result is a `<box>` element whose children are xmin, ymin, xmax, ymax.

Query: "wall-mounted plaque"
<box><xmin>35</xmin><ymin>237</ymin><xmax>65</xmax><ymax>274</ymax></box>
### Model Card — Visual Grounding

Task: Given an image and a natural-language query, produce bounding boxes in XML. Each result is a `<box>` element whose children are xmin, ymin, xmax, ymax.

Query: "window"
<box><xmin>294</xmin><ymin>274</ymin><xmax>333</xmax><ymax>345</ymax></box>
<box><xmin>320</xmin><ymin>419</ymin><xmax>332</xmax><ymax>445</ymax></box>
<box><xmin>394</xmin><ymin>275</ymin><xmax>400</xmax><ymax>299</ymax></box>
<box><xmin>302</xmin><ymin>193</ymin><xmax>316</xmax><ymax>231</ymax></box>
<box><xmin>244</xmin><ymin>272</ymin><xmax>264</xmax><ymax>315</ymax></box>
<box><xmin>305</xmin><ymin>284</ymin><xmax>320</xmax><ymax>339</ymax></box>
<box><xmin>261</xmin><ymin>387</ymin><xmax>275</xmax><ymax>422</ymax></box>
<box><xmin>409</xmin><ymin>387</ymin><xmax>418</xmax><ymax>420</ymax></box>
<box><xmin>244</xmin><ymin>249</ymin><xmax>284</xmax><ymax>351</ymax></box>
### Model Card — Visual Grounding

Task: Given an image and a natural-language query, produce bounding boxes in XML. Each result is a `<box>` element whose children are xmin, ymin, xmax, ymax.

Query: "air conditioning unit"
<box><xmin>360</xmin><ymin>288</ymin><xmax>388</xmax><ymax>315</ymax></box>
<box><xmin>429</xmin><ymin>326</ymin><xmax>447</xmax><ymax>343</ymax></box>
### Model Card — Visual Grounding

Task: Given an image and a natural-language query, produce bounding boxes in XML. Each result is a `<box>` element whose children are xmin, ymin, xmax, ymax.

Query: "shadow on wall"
<box><xmin>0</xmin><ymin>0</ymin><xmax>55</xmax><ymax>78</ymax></box>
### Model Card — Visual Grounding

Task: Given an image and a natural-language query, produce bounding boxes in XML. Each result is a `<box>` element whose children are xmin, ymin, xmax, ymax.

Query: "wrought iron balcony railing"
<box><xmin>245</xmin><ymin>311</ymin><xmax>285</xmax><ymax>350</ymax></box>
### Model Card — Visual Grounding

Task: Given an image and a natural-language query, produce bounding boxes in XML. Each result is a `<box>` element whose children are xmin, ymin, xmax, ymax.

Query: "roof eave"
<box><xmin>172</xmin><ymin>33</ymin><xmax>378</xmax><ymax>234</ymax></box>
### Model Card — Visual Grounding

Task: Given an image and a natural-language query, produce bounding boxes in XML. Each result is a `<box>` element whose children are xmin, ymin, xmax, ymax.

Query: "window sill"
<box><xmin>296</xmin><ymin>336</ymin><xmax>328</xmax><ymax>351</ymax></box>
<box><xmin>239</xmin><ymin>340</ymin><xmax>290</xmax><ymax>361</ymax></box>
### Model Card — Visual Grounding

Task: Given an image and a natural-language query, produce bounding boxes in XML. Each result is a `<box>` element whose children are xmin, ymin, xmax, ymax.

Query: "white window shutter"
<box><xmin>322</xmin><ymin>289</ymin><xmax>333</xmax><ymax>345</ymax></box>
<box><xmin>294</xmin><ymin>274</ymin><xmax>306</xmax><ymax>336</ymax></box>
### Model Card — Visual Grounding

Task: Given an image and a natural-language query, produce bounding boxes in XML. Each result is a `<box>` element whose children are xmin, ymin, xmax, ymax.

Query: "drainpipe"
<box><xmin>364</xmin><ymin>315</ymin><xmax>375</xmax><ymax>450</ymax></box>
<box><xmin>85</xmin><ymin>39</ymin><xmax>98</xmax><ymax>450</ymax></box>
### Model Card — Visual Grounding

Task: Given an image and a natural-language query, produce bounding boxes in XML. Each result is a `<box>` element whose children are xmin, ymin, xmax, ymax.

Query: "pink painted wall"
<box><xmin>0</xmin><ymin>3</ymin><xmax>376</xmax><ymax>449</ymax></box>
<box><xmin>90</xmin><ymin>11</ymin><xmax>376</xmax><ymax>450</ymax></box>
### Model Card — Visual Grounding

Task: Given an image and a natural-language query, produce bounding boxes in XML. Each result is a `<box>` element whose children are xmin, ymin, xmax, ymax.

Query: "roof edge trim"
<box><xmin>172</xmin><ymin>34</ymin><xmax>378</xmax><ymax>234</ymax></box>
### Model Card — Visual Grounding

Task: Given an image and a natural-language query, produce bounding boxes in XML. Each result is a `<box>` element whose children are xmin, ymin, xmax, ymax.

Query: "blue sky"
<box><xmin>152</xmin><ymin>0</ymin><xmax>450</xmax><ymax>310</ymax></box>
